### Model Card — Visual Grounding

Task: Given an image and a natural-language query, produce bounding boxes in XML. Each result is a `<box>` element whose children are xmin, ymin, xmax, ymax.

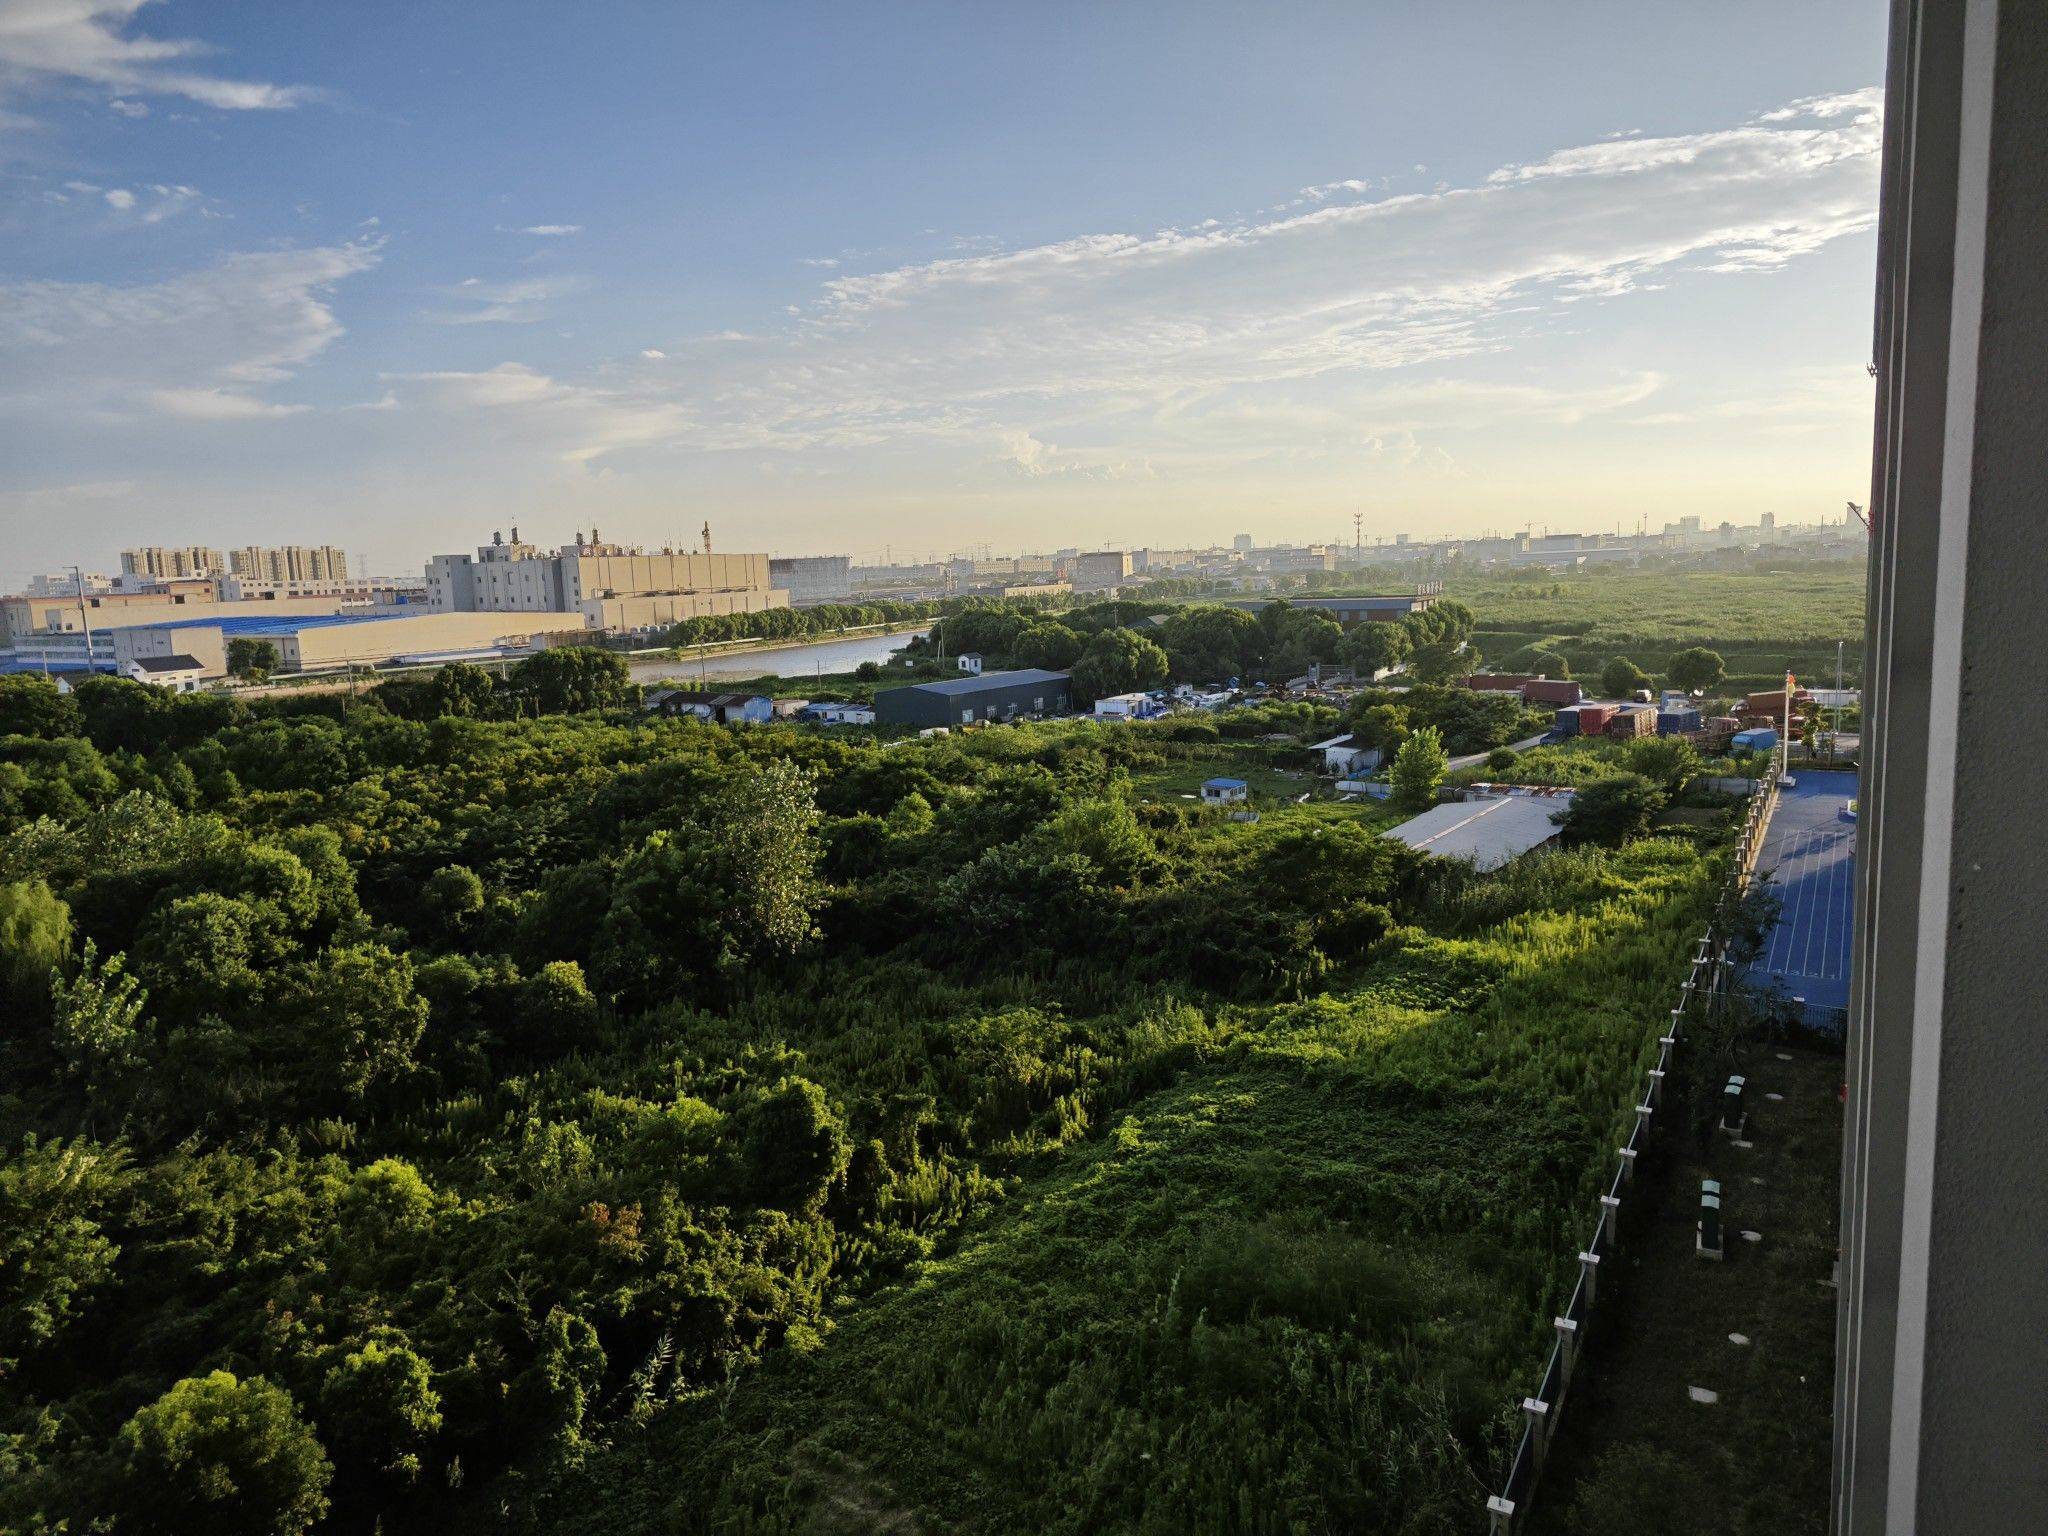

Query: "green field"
<box><xmin>1443</xmin><ymin>565</ymin><xmax>1866</xmax><ymax>692</ymax></box>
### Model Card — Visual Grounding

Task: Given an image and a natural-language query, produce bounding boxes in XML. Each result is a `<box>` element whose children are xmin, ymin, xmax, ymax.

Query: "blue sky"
<box><xmin>1</xmin><ymin>1</ymin><xmax>1887</xmax><ymax>577</ymax></box>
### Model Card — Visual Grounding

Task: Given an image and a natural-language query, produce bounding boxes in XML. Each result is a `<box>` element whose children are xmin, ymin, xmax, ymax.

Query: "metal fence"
<box><xmin>1483</xmin><ymin>756</ymin><xmax>1781</xmax><ymax>1533</ymax></box>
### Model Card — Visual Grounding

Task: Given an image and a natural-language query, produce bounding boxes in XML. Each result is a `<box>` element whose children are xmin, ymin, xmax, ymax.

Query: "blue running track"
<box><xmin>1745</xmin><ymin>770</ymin><xmax>1858</xmax><ymax>1019</ymax></box>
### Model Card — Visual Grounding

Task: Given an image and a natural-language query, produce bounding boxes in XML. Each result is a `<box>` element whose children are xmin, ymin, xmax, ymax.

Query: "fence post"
<box><xmin>1578</xmin><ymin>1250</ymin><xmax>1602</xmax><ymax>1307</ymax></box>
<box><xmin>1616</xmin><ymin>1145</ymin><xmax>1639</xmax><ymax>1184</ymax></box>
<box><xmin>1599</xmin><ymin>1193</ymin><xmax>1622</xmax><ymax>1249</ymax></box>
<box><xmin>1554</xmin><ymin>1316</ymin><xmax>1580</xmax><ymax>1386</ymax></box>
<box><xmin>1486</xmin><ymin>1495</ymin><xmax>1516</xmax><ymax>1536</ymax></box>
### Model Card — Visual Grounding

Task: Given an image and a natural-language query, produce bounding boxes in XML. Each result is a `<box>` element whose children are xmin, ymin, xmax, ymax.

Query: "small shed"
<box><xmin>1311</xmin><ymin>733</ymin><xmax>1380</xmax><ymax>776</ymax></box>
<box><xmin>125</xmin><ymin>654</ymin><xmax>209</xmax><ymax>692</ymax></box>
<box><xmin>1200</xmin><ymin>777</ymin><xmax>1249</xmax><ymax>805</ymax></box>
<box><xmin>957</xmin><ymin>652</ymin><xmax>984</xmax><ymax>675</ymax></box>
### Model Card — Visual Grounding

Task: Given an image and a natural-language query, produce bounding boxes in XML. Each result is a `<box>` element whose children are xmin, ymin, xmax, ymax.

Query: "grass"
<box><xmin>1444</xmin><ymin>566</ymin><xmax>1866</xmax><ymax>692</ymax></box>
<box><xmin>1526</xmin><ymin>1039</ymin><xmax>1842</xmax><ymax>1536</ymax></box>
<box><xmin>475</xmin><ymin>835</ymin><xmax>1728</xmax><ymax>1535</ymax></box>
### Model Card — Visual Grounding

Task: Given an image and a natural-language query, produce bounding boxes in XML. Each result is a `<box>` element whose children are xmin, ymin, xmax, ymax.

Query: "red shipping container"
<box><xmin>1575</xmin><ymin>704</ymin><xmax>1616</xmax><ymax>732</ymax></box>
<box><xmin>1523</xmin><ymin>679</ymin><xmax>1584</xmax><ymax>705</ymax></box>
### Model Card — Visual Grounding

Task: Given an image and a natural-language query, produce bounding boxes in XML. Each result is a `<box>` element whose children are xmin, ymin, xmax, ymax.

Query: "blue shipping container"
<box><xmin>1555</xmin><ymin>706</ymin><xmax>1581</xmax><ymax>737</ymax></box>
<box><xmin>1657</xmin><ymin>708</ymin><xmax>1703</xmax><ymax>736</ymax></box>
<box><xmin>1732</xmin><ymin>727</ymin><xmax>1778</xmax><ymax>751</ymax></box>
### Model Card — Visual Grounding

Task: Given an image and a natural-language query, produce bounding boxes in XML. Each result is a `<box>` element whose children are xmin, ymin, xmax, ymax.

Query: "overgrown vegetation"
<box><xmin>0</xmin><ymin>667</ymin><xmax>1731</xmax><ymax>1534</ymax></box>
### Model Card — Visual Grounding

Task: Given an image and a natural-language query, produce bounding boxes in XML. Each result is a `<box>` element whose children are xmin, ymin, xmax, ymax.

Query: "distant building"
<box><xmin>111</xmin><ymin>609</ymin><xmax>579</xmax><ymax>679</ymax></box>
<box><xmin>769</xmin><ymin>555</ymin><xmax>853</xmax><ymax>606</ymax></box>
<box><xmin>425</xmin><ymin>526</ymin><xmax>786</xmax><ymax>632</ymax></box>
<box><xmin>25</xmin><ymin>572</ymin><xmax>114</xmax><ymax>598</ymax></box>
<box><xmin>873</xmin><ymin>669</ymin><xmax>1071</xmax><ymax>728</ymax></box>
<box><xmin>1232</xmin><ymin>534</ymin><xmax>1254</xmax><ymax>552</ymax></box>
<box><xmin>122</xmin><ymin>653</ymin><xmax>209</xmax><ymax>692</ymax></box>
<box><xmin>1310</xmin><ymin>734</ymin><xmax>1379</xmax><ymax>775</ymax></box>
<box><xmin>1068</xmin><ymin>551</ymin><xmax>1133</xmax><ymax>592</ymax></box>
<box><xmin>121</xmin><ymin>545</ymin><xmax>226</xmax><ymax>579</ymax></box>
<box><xmin>645</xmin><ymin>689</ymin><xmax>774</xmax><ymax>725</ymax></box>
<box><xmin>1200</xmin><ymin>777</ymin><xmax>1248</xmax><ymax>805</ymax></box>
<box><xmin>1093</xmin><ymin>692</ymin><xmax>1164</xmax><ymax>720</ymax></box>
<box><xmin>1385</xmin><ymin>790</ymin><xmax>1570</xmax><ymax>870</ymax></box>
<box><xmin>957</xmin><ymin>652</ymin><xmax>983</xmax><ymax>675</ymax></box>
<box><xmin>229</xmin><ymin>544</ymin><xmax>349</xmax><ymax>583</ymax></box>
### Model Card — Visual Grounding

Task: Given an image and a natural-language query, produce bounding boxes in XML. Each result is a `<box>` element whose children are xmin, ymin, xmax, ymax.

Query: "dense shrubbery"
<box><xmin>0</xmin><ymin>670</ymin><xmax>1728</xmax><ymax>1534</ymax></box>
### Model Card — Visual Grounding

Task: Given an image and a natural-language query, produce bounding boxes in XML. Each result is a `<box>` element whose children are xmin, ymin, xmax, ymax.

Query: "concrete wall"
<box><xmin>114</xmin><ymin>624</ymin><xmax>229</xmax><ymax>675</ymax></box>
<box><xmin>279</xmin><ymin>612</ymin><xmax>580</xmax><ymax>670</ymax></box>
<box><xmin>1835</xmin><ymin>2</ymin><xmax>2048</xmax><ymax>1530</ymax></box>
<box><xmin>580</xmin><ymin>587</ymin><xmax>788</xmax><ymax>631</ymax></box>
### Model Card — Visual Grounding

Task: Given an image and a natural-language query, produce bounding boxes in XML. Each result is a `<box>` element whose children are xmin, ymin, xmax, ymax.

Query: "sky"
<box><xmin>0</xmin><ymin>0</ymin><xmax>1889</xmax><ymax>579</ymax></box>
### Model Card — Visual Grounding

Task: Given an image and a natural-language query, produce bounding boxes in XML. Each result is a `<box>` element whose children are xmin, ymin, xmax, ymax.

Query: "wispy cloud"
<box><xmin>422</xmin><ymin>274</ymin><xmax>581</xmax><ymax>326</ymax></box>
<box><xmin>520</xmin><ymin>223</ymin><xmax>582</xmax><ymax>236</ymax></box>
<box><xmin>392</xmin><ymin>90</ymin><xmax>1880</xmax><ymax>473</ymax></box>
<box><xmin>0</xmin><ymin>241</ymin><xmax>380</xmax><ymax>419</ymax></box>
<box><xmin>0</xmin><ymin>0</ymin><xmax>320</xmax><ymax>127</ymax></box>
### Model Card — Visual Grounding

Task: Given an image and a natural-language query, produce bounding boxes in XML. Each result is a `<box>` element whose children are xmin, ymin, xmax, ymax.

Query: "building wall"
<box><xmin>874</xmin><ymin>673</ymin><xmax>1071</xmax><ymax>728</ymax></box>
<box><xmin>769</xmin><ymin>555</ymin><xmax>854</xmax><ymax>605</ymax></box>
<box><xmin>280</xmin><ymin>612</ymin><xmax>580</xmax><ymax>670</ymax></box>
<box><xmin>581</xmin><ymin>587</ymin><xmax>788</xmax><ymax>631</ymax></box>
<box><xmin>1069</xmin><ymin>551</ymin><xmax>1132</xmax><ymax>591</ymax></box>
<box><xmin>114</xmin><ymin>624</ymin><xmax>230</xmax><ymax>675</ymax></box>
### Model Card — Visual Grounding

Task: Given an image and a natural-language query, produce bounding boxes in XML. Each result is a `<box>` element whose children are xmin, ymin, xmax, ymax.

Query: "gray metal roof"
<box><xmin>905</xmin><ymin>668</ymin><xmax>1070</xmax><ymax>697</ymax></box>
<box><xmin>129</xmin><ymin>653</ymin><xmax>205</xmax><ymax>673</ymax></box>
<box><xmin>1384</xmin><ymin>794</ymin><xmax>1566</xmax><ymax>871</ymax></box>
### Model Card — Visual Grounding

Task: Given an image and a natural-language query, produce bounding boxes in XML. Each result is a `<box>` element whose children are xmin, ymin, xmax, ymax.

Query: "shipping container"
<box><xmin>1525</xmin><ymin>678</ymin><xmax>1584</xmax><ymax>706</ymax></box>
<box><xmin>1732</xmin><ymin>727</ymin><xmax>1779</xmax><ymax>752</ymax></box>
<box><xmin>1657</xmin><ymin>707</ymin><xmax>1704</xmax><ymax>736</ymax></box>
<box><xmin>1555</xmin><ymin>706</ymin><xmax>1581</xmax><ymax>737</ymax></box>
<box><xmin>1605</xmin><ymin>708</ymin><xmax>1653</xmax><ymax>738</ymax></box>
<box><xmin>1575</xmin><ymin>703</ymin><xmax>1616</xmax><ymax>733</ymax></box>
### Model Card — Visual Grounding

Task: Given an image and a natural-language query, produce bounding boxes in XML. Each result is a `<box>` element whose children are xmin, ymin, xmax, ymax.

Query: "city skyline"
<box><xmin>2</xmin><ymin>2</ymin><xmax>1885</xmax><ymax>577</ymax></box>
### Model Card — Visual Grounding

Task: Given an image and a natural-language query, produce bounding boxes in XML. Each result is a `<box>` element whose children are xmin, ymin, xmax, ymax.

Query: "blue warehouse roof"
<box><xmin>1204</xmin><ymin>777</ymin><xmax>1248</xmax><ymax>789</ymax></box>
<box><xmin>904</xmin><ymin>668</ymin><xmax>1070</xmax><ymax>696</ymax></box>
<box><xmin>130</xmin><ymin>609</ymin><xmax>424</xmax><ymax>638</ymax></box>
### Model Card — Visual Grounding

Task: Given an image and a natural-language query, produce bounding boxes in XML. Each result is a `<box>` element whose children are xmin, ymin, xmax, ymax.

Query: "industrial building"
<box><xmin>425</xmin><ymin>527</ymin><xmax>787</xmax><ymax>631</ymax></box>
<box><xmin>2</xmin><ymin>587</ymin><xmax>408</xmax><ymax>671</ymax></box>
<box><xmin>768</xmin><ymin>555</ymin><xmax>853</xmax><ymax>606</ymax></box>
<box><xmin>873</xmin><ymin>669</ymin><xmax>1071</xmax><ymax>728</ymax></box>
<box><xmin>111</xmin><ymin>610</ymin><xmax>579</xmax><ymax>678</ymax></box>
<box><xmin>1067</xmin><ymin>551</ymin><xmax>1133</xmax><ymax>592</ymax></box>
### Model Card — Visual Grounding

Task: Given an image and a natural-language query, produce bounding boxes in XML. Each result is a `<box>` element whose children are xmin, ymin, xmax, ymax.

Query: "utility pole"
<box><xmin>72</xmin><ymin>566</ymin><xmax>95</xmax><ymax>677</ymax></box>
<box><xmin>1352</xmin><ymin>510</ymin><xmax>1363</xmax><ymax>568</ymax></box>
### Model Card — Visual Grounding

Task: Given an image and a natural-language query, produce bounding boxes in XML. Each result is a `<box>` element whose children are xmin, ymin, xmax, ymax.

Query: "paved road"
<box><xmin>1447</xmin><ymin>733</ymin><xmax>1549</xmax><ymax>774</ymax></box>
<box><xmin>1745</xmin><ymin>770</ymin><xmax>1858</xmax><ymax>1020</ymax></box>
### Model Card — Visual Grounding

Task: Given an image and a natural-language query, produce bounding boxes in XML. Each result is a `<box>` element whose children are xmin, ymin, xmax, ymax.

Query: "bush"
<box><xmin>1555</xmin><ymin>773</ymin><xmax>1667</xmax><ymax>845</ymax></box>
<box><xmin>115</xmin><ymin>1371</ymin><xmax>332</xmax><ymax>1536</ymax></box>
<box><xmin>1391</xmin><ymin>726</ymin><xmax>1449</xmax><ymax>811</ymax></box>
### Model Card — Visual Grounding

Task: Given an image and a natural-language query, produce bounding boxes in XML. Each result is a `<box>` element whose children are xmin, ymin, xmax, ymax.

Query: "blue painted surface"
<box><xmin>1746</xmin><ymin>770</ymin><xmax>1858</xmax><ymax>1017</ymax></box>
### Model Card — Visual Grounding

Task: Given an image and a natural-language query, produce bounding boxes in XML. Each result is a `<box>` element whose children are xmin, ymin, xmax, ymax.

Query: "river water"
<box><xmin>627</xmin><ymin>627</ymin><xmax>930</xmax><ymax>684</ymax></box>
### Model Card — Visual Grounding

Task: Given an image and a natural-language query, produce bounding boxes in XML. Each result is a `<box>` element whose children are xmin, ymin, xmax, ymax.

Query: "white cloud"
<box><xmin>0</xmin><ymin>0</ymin><xmax>319</xmax><ymax>126</ymax></box>
<box><xmin>0</xmin><ymin>241</ymin><xmax>380</xmax><ymax>418</ymax></box>
<box><xmin>798</xmin><ymin>256</ymin><xmax>839</xmax><ymax>267</ymax></box>
<box><xmin>106</xmin><ymin>96</ymin><xmax>146</xmax><ymax>116</ymax></box>
<box><xmin>520</xmin><ymin>223</ymin><xmax>581</xmax><ymax>236</ymax></box>
<box><xmin>101</xmin><ymin>186</ymin><xmax>132</xmax><ymax>208</ymax></box>
<box><xmin>639</xmin><ymin>348</ymin><xmax>665</xmax><ymax>359</ymax></box>
<box><xmin>393</xmin><ymin>90</ymin><xmax>1877</xmax><ymax>471</ymax></box>
<box><xmin>423</xmin><ymin>275</ymin><xmax>580</xmax><ymax>325</ymax></box>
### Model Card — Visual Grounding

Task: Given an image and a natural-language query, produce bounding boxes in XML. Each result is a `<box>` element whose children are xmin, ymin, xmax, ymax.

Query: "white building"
<box><xmin>123</xmin><ymin>654</ymin><xmax>209</xmax><ymax>692</ymax></box>
<box><xmin>957</xmin><ymin>652</ymin><xmax>984</xmax><ymax>675</ymax></box>
<box><xmin>1310</xmin><ymin>734</ymin><xmax>1380</xmax><ymax>776</ymax></box>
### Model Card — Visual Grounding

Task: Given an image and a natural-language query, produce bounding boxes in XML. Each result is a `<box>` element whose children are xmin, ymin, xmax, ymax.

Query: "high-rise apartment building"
<box><xmin>229</xmin><ymin>544</ymin><xmax>350</xmax><ymax>583</ymax></box>
<box><xmin>120</xmin><ymin>546</ymin><xmax>226</xmax><ymax>579</ymax></box>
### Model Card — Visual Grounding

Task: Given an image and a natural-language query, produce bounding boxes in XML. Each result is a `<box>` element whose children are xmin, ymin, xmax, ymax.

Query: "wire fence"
<box><xmin>1483</xmin><ymin>753</ymin><xmax>1782</xmax><ymax>1533</ymax></box>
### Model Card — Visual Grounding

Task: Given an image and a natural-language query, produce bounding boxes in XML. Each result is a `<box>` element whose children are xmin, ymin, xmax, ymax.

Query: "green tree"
<box><xmin>1666</xmin><ymin>646</ymin><xmax>1726</xmax><ymax>694</ymax></box>
<box><xmin>425</xmin><ymin>661</ymin><xmax>500</xmax><ymax>718</ymax></box>
<box><xmin>0</xmin><ymin>878</ymin><xmax>72</xmax><ymax>1018</ymax></box>
<box><xmin>1160</xmin><ymin>605</ymin><xmax>1262</xmax><ymax>682</ymax></box>
<box><xmin>48</xmin><ymin>940</ymin><xmax>149</xmax><ymax>1094</ymax></box>
<box><xmin>740</xmin><ymin>1075</ymin><xmax>851</xmax><ymax>1211</ymax></box>
<box><xmin>1390</xmin><ymin>726</ymin><xmax>1449</xmax><ymax>811</ymax></box>
<box><xmin>1601</xmin><ymin>656</ymin><xmax>1652</xmax><ymax>697</ymax></box>
<box><xmin>115</xmin><ymin>1371</ymin><xmax>332</xmax><ymax>1536</ymax></box>
<box><xmin>1407</xmin><ymin>637</ymin><xmax>1470</xmax><ymax>684</ymax></box>
<box><xmin>1070</xmin><ymin>628</ymin><xmax>1169</xmax><ymax>701</ymax></box>
<box><xmin>1013</xmin><ymin>621</ymin><xmax>1084</xmax><ymax>671</ymax></box>
<box><xmin>423</xmin><ymin>863</ymin><xmax>486</xmax><ymax>935</ymax></box>
<box><xmin>1556</xmin><ymin>773</ymin><xmax>1667</xmax><ymax>845</ymax></box>
<box><xmin>1622</xmin><ymin>736</ymin><xmax>1702</xmax><ymax>796</ymax></box>
<box><xmin>1343</xmin><ymin>621</ymin><xmax>1411</xmax><ymax>678</ymax></box>
<box><xmin>291</xmin><ymin>944</ymin><xmax>430</xmax><ymax>1099</ymax></box>
<box><xmin>510</xmin><ymin>649</ymin><xmax>634</xmax><ymax>715</ymax></box>
<box><xmin>0</xmin><ymin>675</ymin><xmax>82</xmax><ymax>739</ymax></box>
<box><xmin>226</xmin><ymin>639</ymin><xmax>279</xmax><ymax>681</ymax></box>
<box><xmin>517</xmin><ymin>960</ymin><xmax>598</xmax><ymax>1047</ymax></box>
<box><xmin>320</xmin><ymin>1335</ymin><xmax>442</xmax><ymax>1478</ymax></box>
<box><xmin>1525</xmin><ymin>649</ymin><xmax>1570</xmax><ymax>679</ymax></box>
<box><xmin>0</xmin><ymin>1135</ymin><xmax>124</xmax><ymax>1365</ymax></box>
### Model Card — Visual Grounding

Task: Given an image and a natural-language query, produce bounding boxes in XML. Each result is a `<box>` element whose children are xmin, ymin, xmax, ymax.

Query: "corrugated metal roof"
<box><xmin>905</xmin><ymin>668</ymin><xmax>1070</xmax><ymax>697</ymax></box>
<box><xmin>128</xmin><ymin>610</ymin><xmax>422</xmax><ymax>637</ymax></box>
<box><xmin>1384</xmin><ymin>794</ymin><xmax>1566</xmax><ymax>871</ymax></box>
<box><xmin>129</xmin><ymin>653</ymin><xmax>205</xmax><ymax>673</ymax></box>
